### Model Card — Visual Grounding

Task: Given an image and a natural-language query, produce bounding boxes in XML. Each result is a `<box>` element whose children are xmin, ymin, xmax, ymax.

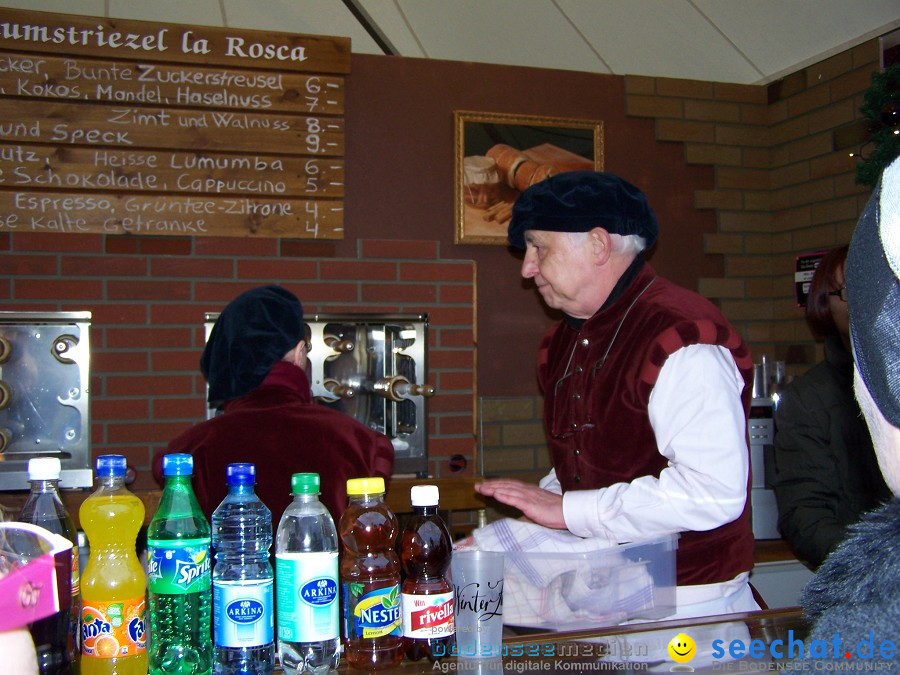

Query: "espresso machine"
<box><xmin>205</xmin><ymin>312</ymin><xmax>433</xmax><ymax>476</ymax></box>
<box><xmin>749</xmin><ymin>358</ymin><xmax>784</xmax><ymax>540</ymax></box>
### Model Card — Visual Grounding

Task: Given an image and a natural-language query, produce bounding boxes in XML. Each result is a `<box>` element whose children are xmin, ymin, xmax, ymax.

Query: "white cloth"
<box><xmin>540</xmin><ymin>343</ymin><xmax>758</xmax><ymax>617</ymax></box>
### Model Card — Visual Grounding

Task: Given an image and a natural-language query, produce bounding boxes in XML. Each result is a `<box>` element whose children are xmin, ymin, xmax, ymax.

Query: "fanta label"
<box><xmin>147</xmin><ymin>542</ymin><xmax>211</xmax><ymax>595</ymax></box>
<box><xmin>81</xmin><ymin>597</ymin><xmax>146</xmax><ymax>659</ymax></box>
<box><xmin>401</xmin><ymin>592</ymin><xmax>455</xmax><ymax>638</ymax></box>
<box><xmin>342</xmin><ymin>583</ymin><xmax>401</xmax><ymax>640</ymax></box>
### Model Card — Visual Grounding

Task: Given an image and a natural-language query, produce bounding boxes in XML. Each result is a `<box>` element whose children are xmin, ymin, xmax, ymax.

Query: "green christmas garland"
<box><xmin>856</xmin><ymin>61</ymin><xmax>900</xmax><ymax>187</ymax></box>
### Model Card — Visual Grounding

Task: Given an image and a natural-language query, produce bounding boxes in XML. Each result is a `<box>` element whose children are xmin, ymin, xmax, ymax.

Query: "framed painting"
<box><xmin>454</xmin><ymin>111</ymin><xmax>604</xmax><ymax>245</ymax></box>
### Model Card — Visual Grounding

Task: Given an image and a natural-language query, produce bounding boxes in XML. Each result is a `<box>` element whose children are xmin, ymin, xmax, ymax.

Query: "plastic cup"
<box><xmin>451</xmin><ymin>550</ymin><xmax>504</xmax><ymax>658</ymax></box>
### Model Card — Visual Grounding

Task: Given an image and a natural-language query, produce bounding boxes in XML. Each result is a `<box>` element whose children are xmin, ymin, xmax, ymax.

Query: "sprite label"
<box><xmin>147</xmin><ymin>541</ymin><xmax>211</xmax><ymax>594</ymax></box>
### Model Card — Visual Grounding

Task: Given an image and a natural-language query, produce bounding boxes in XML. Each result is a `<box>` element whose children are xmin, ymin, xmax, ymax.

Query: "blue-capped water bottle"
<box><xmin>148</xmin><ymin>453</ymin><xmax>213</xmax><ymax>675</ymax></box>
<box><xmin>211</xmin><ymin>463</ymin><xmax>275</xmax><ymax>674</ymax></box>
<box><xmin>275</xmin><ymin>473</ymin><xmax>340</xmax><ymax>674</ymax></box>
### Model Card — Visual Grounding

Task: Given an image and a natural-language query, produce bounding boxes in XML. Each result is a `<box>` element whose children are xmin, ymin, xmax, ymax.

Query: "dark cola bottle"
<box><xmin>399</xmin><ymin>485</ymin><xmax>455</xmax><ymax>661</ymax></box>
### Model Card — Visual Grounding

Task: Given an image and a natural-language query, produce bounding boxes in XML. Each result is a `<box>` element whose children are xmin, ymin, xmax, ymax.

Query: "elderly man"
<box><xmin>155</xmin><ymin>285</ymin><xmax>394</xmax><ymax>522</ymax></box>
<box><xmin>798</xmin><ymin>157</ymin><xmax>900</xmax><ymax>652</ymax></box>
<box><xmin>476</xmin><ymin>171</ymin><xmax>760</xmax><ymax>619</ymax></box>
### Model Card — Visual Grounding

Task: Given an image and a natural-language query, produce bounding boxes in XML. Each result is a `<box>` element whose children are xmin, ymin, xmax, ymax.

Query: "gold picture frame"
<box><xmin>454</xmin><ymin>111</ymin><xmax>604</xmax><ymax>245</ymax></box>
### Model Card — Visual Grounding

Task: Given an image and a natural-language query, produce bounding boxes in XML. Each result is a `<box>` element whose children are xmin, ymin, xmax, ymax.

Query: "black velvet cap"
<box><xmin>846</xmin><ymin>157</ymin><xmax>900</xmax><ymax>427</ymax></box>
<box><xmin>201</xmin><ymin>285</ymin><xmax>304</xmax><ymax>404</ymax></box>
<box><xmin>508</xmin><ymin>170</ymin><xmax>659</xmax><ymax>250</ymax></box>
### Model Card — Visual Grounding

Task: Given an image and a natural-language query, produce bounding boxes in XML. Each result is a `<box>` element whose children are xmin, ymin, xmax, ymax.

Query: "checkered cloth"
<box><xmin>465</xmin><ymin>518</ymin><xmax>658</xmax><ymax>629</ymax></box>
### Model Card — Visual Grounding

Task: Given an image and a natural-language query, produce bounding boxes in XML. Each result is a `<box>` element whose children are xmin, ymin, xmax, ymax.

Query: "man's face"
<box><xmin>520</xmin><ymin>230</ymin><xmax>599</xmax><ymax>319</ymax></box>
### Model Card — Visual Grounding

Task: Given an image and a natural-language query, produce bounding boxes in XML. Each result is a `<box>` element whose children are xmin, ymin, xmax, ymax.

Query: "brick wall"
<box><xmin>627</xmin><ymin>40</ymin><xmax>879</xmax><ymax>373</ymax></box>
<box><xmin>0</xmin><ymin>232</ymin><xmax>476</xmax><ymax>490</ymax></box>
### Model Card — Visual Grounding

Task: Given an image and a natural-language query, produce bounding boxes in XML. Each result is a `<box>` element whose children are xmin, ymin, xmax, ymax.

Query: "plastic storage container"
<box><xmin>499</xmin><ymin>534</ymin><xmax>677</xmax><ymax>631</ymax></box>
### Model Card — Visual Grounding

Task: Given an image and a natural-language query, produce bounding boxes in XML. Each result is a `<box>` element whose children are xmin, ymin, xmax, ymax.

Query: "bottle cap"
<box><xmin>346</xmin><ymin>476</ymin><xmax>385</xmax><ymax>496</ymax></box>
<box><xmin>410</xmin><ymin>484</ymin><xmax>439</xmax><ymax>507</ymax></box>
<box><xmin>226</xmin><ymin>463</ymin><xmax>255</xmax><ymax>486</ymax></box>
<box><xmin>96</xmin><ymin>454</ymin><xmax>127</xmax><ymax>478</ymax></box>
<box><xmin>27</xmin><ymin>456</ymin><xmax>61</xmax><ymax>481</ymax></box>
<box><xmin>161</xmin><ymin>453</ymin><xmax>194</xmax><ymax>476</ymax></box>
<box><xmin>291</xmin><ymin>473</ymin><xmax>320</xmax><ymax>494</ymax></box>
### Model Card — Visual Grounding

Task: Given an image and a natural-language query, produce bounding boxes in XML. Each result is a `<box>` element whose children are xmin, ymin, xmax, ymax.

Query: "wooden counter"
<box><xmin>2</xmin><ymin>477</ymin><xmax>803</xmax><ymax>565</ymax></box>
<box><xmin>330</xmin><ymin>607</ymin><xmax>809</xmax><ymax>673</ymax></box>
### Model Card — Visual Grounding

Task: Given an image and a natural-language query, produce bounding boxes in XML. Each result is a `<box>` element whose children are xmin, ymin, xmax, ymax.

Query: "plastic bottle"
<box><xmin>18</xmin><ymin>456</ymin><xmax>81</xmax><ymax>674</ymax></box>
<box><xmin>274</xmin><ymin>473</ymin><xmax>340</xmax><ymax>674</ymax></box>
<box><xmin>147</xmin><ymin>453</ymin><xmax>213</xmax><ymax>675</ymax></box>
<box><xmin>399</xmin><ymin>485</ymin><xmax>455</xmax><ymax>661</ymax></box>
<box><xmin>211</xmin><ymin>463</ymin><xmax>274</xmax><ymax>674</ymax></box>
<box><xmin>339</xmin><ymin>476</ymin><xmax>403</xmax><ymax>670</ymax></box>
<box><xmin>78</xmin><ymin>454</ymin><xmax>148</xmax><ymax>675</ymax></box>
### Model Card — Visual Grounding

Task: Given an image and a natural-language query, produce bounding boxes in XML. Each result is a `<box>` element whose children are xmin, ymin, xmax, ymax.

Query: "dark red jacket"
<box><xmin>154</xmin><ymin>361</ymin><xmax>395</xmax><ymax>524</ymax></box>
<box><xmin>539</xmin><ymin>263</ymin><xmax>755</xmax><ymax>586</ymax></box>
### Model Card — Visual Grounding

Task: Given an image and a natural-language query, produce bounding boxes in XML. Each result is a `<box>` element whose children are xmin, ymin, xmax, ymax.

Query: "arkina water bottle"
<box><xmin>147</xmin><ymin>453</ymin><xmax>213</xmax><ymax>675</ymax></box>
<box><xmin>399</xmin><ymin>485</ymin><xmax>455</xmax><ymax>661</ymax></box>
<box><xmin>211</xmin><ymin>463</ymin><xmax>274</xmax><ymax>674</ymax></box>
<box><xmin>18</xmin><ymin>456</ymin><xmax>81</xmax><ymax>674</ymax></box>
<box><xmin>275</xmin><ymin>473</ymin><xmax>340</xmax><ymax>674</ymax></box>
<box><xmin>339</xmin><ymin>476</ymin><xmax>403</xmax><ymax>670</ymax></box>
<box><xmin>79</xmin><ymin>454</ymin><xmax>148</xmax><ymax>675</ymax></box>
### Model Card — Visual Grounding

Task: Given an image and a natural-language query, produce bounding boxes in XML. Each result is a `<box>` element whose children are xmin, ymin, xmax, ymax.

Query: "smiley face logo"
<box><xmin>668</xmin><ymin>633</ymin><xmax>696</xmax><ymax>664</ymax></box>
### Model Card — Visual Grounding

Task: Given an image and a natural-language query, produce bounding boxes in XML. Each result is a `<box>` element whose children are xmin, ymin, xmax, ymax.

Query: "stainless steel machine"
<box><xmin>0</xmin><ymin>311</ymin><xmax>94</xmax><ymax>490</ymax></box>
<box><xmin>749</xmin><ymin>397</ymin><xmax>780</xmax><ymax>539</ymax></box>
<box><xmin>205</xmin><ymin>312</ymin><xmax>433</xmax><ymax>476</ymax></box>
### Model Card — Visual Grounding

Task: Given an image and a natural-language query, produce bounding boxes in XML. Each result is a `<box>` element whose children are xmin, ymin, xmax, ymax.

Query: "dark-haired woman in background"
<box><xmin>773</xmin><ymin>245</ymin><xmax>891</xmax><ymax>569</ymax></box>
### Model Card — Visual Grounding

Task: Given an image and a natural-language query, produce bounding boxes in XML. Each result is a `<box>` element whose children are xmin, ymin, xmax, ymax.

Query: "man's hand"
<box><xmin>475</xmin><ymin>479</ymin><xmax>566</xmax><ymax>529</ymax></box>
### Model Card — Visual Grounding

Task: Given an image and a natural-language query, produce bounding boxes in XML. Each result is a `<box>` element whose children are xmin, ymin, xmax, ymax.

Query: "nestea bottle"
<box><xmin>339</xmin><ymin>477</ymin><xmax>403</xmax><ymax>670</ymax></box>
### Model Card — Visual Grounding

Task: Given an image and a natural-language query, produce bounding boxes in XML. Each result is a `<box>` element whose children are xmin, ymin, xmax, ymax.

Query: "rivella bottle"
<box><xmin>399</xmin><ymin>484</ymin><xmax>455</xmax><ymax>661</ymax></box>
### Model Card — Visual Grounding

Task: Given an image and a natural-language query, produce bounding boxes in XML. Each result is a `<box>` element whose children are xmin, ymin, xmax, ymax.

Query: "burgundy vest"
<box><xmin>538</xmin><ymin>263</ymin><xmax>755</xmax><ymax>586</ymax></box>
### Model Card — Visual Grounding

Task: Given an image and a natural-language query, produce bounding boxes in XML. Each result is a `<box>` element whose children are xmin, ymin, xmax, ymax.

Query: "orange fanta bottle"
<box><xmin>79</xmin><ymin>454</ymin><xmax>148</xmax><ymax>674</ymax></box>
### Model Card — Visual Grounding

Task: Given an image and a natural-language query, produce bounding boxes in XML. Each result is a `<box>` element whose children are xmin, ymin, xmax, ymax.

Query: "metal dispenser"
<box><xmin>0</xmin><ymin>311</ymin><xmax>93</xmax><ymax>490</ymax></box>
<box><xmin>205</xmin><ymin>312</ymin><xmax>433</xmax><ymax>476</ymax></box>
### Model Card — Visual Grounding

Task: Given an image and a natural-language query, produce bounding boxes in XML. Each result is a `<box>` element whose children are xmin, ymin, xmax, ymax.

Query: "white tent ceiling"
<box><xmin>7</xmin><ymin>0</ymin><xmax>900</xmax><ymax>84</ymax></box>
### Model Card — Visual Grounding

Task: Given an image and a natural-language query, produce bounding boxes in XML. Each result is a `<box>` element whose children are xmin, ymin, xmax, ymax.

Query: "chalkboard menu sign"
<box><xmin>0</xmin><ymin>8</ymin><xmax>349</xmax><ymax>238</ymax></box>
